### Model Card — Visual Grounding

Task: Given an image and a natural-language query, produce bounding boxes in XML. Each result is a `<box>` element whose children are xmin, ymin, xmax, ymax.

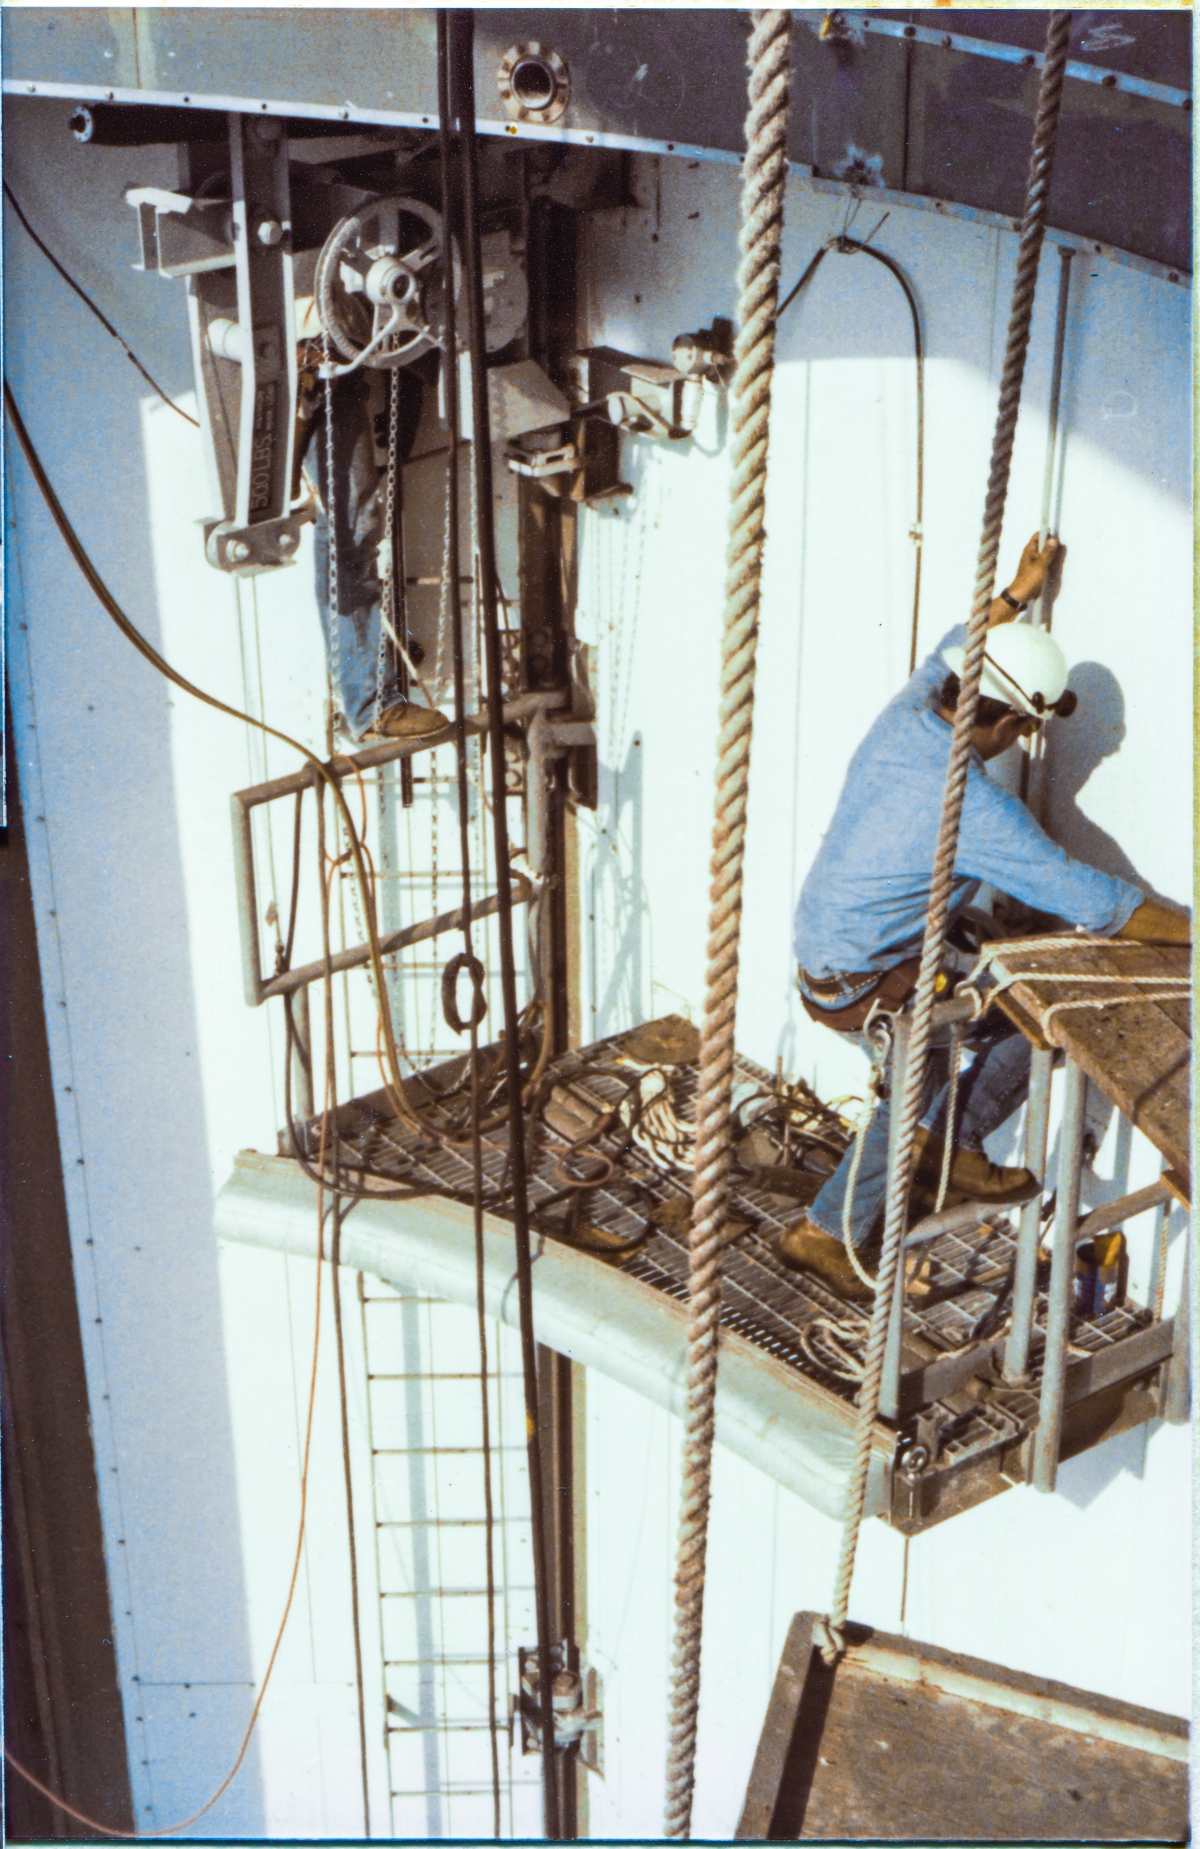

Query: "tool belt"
<box><xmin>799</xmin><ymin>956</ymin><xmax>922</xmax><ymax>1033</ymax></box>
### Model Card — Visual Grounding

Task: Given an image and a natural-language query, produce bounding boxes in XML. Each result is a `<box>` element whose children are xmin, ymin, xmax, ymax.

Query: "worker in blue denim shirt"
<box><xmin>782</xmin><ymin>532</ymin><xmax>1190</xmax><ymax>1301</ymax></box>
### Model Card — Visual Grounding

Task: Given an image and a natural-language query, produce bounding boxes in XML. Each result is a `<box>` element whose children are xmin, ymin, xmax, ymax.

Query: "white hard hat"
<box><xmin>941</xmin><ymin>624</ymin><xmax>1074</xmax><ymax>719</ymax></box>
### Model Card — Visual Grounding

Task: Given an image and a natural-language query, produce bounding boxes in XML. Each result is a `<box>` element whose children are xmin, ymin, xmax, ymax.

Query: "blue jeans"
<box><xmin>808</xmin><ymin>1014</ymin><xmax>1032</xmax><ymax>1249</ymax></box>
<box><xmin>310</xmin><ymin>372</ymin><xmax>406</xmax><ymax>741</ymax></box>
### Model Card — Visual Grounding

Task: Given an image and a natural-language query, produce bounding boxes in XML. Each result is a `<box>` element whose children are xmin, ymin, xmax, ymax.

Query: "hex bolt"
<box><xmin>227</xmin><ymin>539</ymin><xmax>252</xmax><ymax>564</ymax></box>
<box><xmin>278</xmin><ymin>532</ymin><xmax>297</xmax><ymax>552</ymax></box>
<box><xmin>255</xmin><ymin>218</ymin><xmax>283</xmax><ymax>248</ymax></box>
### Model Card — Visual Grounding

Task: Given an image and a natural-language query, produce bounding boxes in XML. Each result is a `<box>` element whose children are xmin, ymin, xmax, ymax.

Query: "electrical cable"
<box><xmin>449</xmin><ymin>12</ymin><xmax>560</xmax><ymax>1835</ymax></box>
<box><xmin>437</xmin><ymin>17</ymin><xmax>503</xmax><ymax>1834</ymax></box>
<box><xmin>3</xmin><ymin>181</ymin><xmax>199</xmax><ymax>429</ymax></box>
<box><xmin>776</xmin><ymin>232</ymin><xmax>925</xmax><ymax>671</ymax></box>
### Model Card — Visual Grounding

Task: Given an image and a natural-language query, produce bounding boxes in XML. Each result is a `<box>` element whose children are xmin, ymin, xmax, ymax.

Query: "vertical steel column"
<box><xmin>1161</xmin><ymin>1234</ymin><xmax>1191</xmax><ymax>1424</ymax></box>
<box><xmin>1032</xmin><ymin>1057</ymin><xmax>1088</xmax><ymax>1493</ymax></box>
<box><xmin>1003</xmin><ymin>1044</ymin><xmax>1054</xmax><ymax>1380</ymax></box>
<box><xmin>449</xmin><ymin>16</ymin><xmax>560</xmax><ymax>1835</ymax></box>
<box><xmin>879</xmin><ymin>1015</ymin><xmax>912</xmax><ymax>1422</ymax></box>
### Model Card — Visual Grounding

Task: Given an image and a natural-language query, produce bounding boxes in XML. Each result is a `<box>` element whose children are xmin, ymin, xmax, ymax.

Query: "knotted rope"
<box><xmin>815</xmin><ymin>10</ymin><xmax>1075</xmax><ymax>1671</ymax></box>
<box><xmin>663</xmin><ymin>11</ymin><xmax>791</xmax><ymax>1837</ymax></box>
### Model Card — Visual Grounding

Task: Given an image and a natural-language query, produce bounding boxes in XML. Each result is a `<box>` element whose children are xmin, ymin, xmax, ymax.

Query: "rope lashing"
<box><xmin>662</xmin><ymin>12</ymin><xmax>791</xmax><ymax>1838</ymax></box>
<box><xmin>816</xmin><ymin>11</ymin><xmax>1075</xmax><ymax>1672</ymax></box>
<box><xmin>960</xmin><ymin>935</ymin><xmax>1188</xmax><ymax>1044</ymax></box>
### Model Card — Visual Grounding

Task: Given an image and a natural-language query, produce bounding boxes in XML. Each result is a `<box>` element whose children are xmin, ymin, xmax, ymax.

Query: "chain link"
<box><xmin>374</xmin><ymin>367</ymin><xmax>402</xmax><ymax>732</ymax></box>
<box><xmin>323</xmin><ymin>363</ymin><xmax>342</xmax><ymax>730</ymax></box>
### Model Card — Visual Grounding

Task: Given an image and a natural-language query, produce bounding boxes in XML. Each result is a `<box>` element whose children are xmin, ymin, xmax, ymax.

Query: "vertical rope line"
<box><xmin>818</xmin><ymin>11</ymin><xmax>1074</xmax><ymax>1664</ymax></box>
<box><xmin>662</xmin><ymin>12</ymin><xmax>791</xmax><ymax>1838</ymax></box>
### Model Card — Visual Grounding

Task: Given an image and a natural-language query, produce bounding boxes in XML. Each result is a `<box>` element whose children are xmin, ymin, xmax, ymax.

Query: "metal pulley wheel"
<box><xmin>313</xmin><ymin>196</ymin><xmax>458</xmax><ymax>371</ymax></box>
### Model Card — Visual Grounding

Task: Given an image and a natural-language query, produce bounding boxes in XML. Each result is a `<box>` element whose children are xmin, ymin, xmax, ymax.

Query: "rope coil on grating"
<box><xmin>663</xmin><ymin>11</ymin><xmax>791</xmax><ymax>1837</ymax></box>
<box><xmin>815</xmin><ymin>9</ymin><xmax>1075</xmax><ymax>1671</ymax></box>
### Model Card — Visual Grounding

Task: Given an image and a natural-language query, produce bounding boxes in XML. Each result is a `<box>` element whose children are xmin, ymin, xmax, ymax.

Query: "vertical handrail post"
<box><xmin>1032</xmin><ymin>1057</ymin><xmax>1088</xmax><ymax>1492</ymax></box>
<box><xmin>1003</xmin><ymin>1044</ymin><xmax>1054</xmax><ymax>1380</ymax></box>
<box><xmin>1161</xmin><ymin>1235</ymin><xmax>1191</xmax><ymax>1424</ymax></box>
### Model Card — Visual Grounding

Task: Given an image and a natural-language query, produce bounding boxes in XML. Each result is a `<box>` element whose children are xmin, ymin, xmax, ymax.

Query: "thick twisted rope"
<box><xmin>815</xmin><ymin>11</ymin><xmax>1074</xmax><ymax>1670</ymax></box>
<box><xmin>662</xmin><ymin>13</ymin><xmax>791</xmax><ymax>1838</ymax></box>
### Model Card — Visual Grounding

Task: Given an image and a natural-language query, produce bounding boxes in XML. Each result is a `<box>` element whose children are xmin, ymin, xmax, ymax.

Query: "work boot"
<box><xmin>911</xmin><ymin>1127</ymin><xmax>1039</xmax><ymax>1206</ymax></box>
<box><xmin>362</xmin><ymin>700</ymin><xmax>450</xmax><ymax>742</ymax></box>
<box><xmin>774</xmin><ymin>1218</ymin><xmax>875</xmax><ymax>1304</ymax></box>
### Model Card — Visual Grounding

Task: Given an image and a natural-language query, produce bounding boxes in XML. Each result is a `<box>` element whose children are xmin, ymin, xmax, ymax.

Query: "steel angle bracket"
<box><xmin>130</xmin><ymin>113</ymin><xmax>309</xmax><ymax>575</ymax></box>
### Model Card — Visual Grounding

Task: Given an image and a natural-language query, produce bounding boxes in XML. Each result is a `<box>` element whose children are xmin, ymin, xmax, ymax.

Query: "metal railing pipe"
<box><xmin>1032</xmin><ymin>1057</ymin><xmax>1088</xmax><ymax>1492</ymax></box>
<box><xmin>1161</xmin><ymin>1234</ymin><xmax>1190</xmax><ymax>1424</ymax></box>
<box><xmin>1003</xmin><ymin>1044</ymin><xmax>1054</xmax><ymax>1380</ymax></box>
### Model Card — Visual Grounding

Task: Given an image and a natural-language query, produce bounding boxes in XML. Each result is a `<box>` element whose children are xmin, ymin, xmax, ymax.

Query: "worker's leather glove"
<box><xmin>1008</xmin><ymin>531</ymin><xmax>1061</xmax><ymax>604</ymax></box>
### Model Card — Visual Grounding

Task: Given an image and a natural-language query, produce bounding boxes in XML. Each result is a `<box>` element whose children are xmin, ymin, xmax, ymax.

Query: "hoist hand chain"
<box><xmin>441</xmin><ymin>949</ymin><xmax>489</xmax><ymax>1035</ymax></box>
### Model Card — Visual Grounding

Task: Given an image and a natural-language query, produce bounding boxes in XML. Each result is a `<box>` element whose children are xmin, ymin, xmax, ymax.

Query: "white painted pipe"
<box><xmin>214</xmin><ymin>1152</ymin><xmax>891</xmax><ymax>1523</ymax></box>
<box><xmin>844</xmin><ymin>1641</ymin><xmax>1189</xmax><ymax>1762</ymax></box>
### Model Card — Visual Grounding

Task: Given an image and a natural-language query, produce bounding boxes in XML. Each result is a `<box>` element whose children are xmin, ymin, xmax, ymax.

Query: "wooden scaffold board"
<box><xmin>989</xmin><ymin>940</ymin><xmax>1190</xmax><ymax>1189</ymax></box>
<box><xmin>737</xmin><ymin>1612</ymin><xmax>1189</xmax><ymax>1842</ymax></box>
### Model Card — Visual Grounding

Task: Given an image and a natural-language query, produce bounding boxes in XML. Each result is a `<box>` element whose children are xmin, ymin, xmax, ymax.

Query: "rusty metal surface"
<box><xmin>740</xmin><ymin>1613</ymin><xmax>1189</xmax><ymax>1842</ymax></box>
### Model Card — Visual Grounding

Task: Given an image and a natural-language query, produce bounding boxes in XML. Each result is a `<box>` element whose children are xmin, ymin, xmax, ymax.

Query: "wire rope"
<box><xmin>777</xmin><ymin>232</ymin><xmax>924</xmax><ymax>671</ymax></box>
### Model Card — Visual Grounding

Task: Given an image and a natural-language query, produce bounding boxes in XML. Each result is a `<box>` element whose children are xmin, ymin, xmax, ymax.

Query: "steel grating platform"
<box><xmin>300</xmin><ymin>1017</ymin><xmax>1177</xmax><ymax>1534</ymax></box>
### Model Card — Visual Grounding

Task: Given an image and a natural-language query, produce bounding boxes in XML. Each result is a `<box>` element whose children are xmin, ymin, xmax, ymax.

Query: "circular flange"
<box><xmin>497</xmin><ymin>41</ymin><xmax>571</xmax><ymax>124</ymax></box>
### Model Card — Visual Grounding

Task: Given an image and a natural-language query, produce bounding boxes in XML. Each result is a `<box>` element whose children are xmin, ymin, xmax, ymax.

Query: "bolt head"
<box><xmin>278</xmin><ymin>531</ymin><xmax>297</xmax><ymax>552</ymax></box>
<box><xmin>227</xmin><ymin>539</ymin><xmax>252</xmax><ymax>563</ymax></box>
<box><xmin>256</xmin><ymin>218</ymin><xmax>283</xmax><ymax>248</ymax></box>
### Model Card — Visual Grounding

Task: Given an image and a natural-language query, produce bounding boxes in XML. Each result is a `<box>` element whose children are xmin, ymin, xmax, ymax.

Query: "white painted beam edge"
<box><xmin>214</xmin><ymin>1151</ymin><xmax>889</xmax><ymax>1524</ymax></box>
<box><xmin>844</xmin><ymin>1641</ymin><xmax>1190</xmax><ymax>1762</ymax></box>
<box><xmin>2</xmin><ymin>77</ymin><xmax>1187</xmax><ymax>287</ymax></box>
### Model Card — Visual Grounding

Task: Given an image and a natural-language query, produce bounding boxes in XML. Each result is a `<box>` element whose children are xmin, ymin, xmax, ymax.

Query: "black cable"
<box><xmin>4</xmin><ymin>181</ymin><xmax>199</xmax><ymax>428</ymax></box>
<box><xmin>777</xmin><ymin>233</ymin><xmax>925</xmax><ymax>671</ymax></box>
<box><xmin>437</xmin><ymin>18</ymin><xmax>503</xmax><ymax>1838</ymax></box>
<box><xmin>449</xmin><ymin>13</ymin><xmax>560</xmax><ymax>1836</ymax></box>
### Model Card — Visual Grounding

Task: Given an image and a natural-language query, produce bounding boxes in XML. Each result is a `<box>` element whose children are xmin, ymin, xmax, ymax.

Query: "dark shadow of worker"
<box><xmin>1041</xmin><ymin>661</ymin><xmax>1173</xmax><ymax>899</ymax></box>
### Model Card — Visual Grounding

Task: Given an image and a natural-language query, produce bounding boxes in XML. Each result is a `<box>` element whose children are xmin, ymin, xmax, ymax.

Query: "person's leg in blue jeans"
<box><xmin>807</xmin><ymin>1016</ymin><xmax>1032</xmax><ymax>1250</ymax></box>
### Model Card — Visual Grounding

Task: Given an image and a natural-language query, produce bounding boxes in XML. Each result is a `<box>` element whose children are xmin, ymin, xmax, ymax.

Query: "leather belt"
<box><xmin>798</xmin><ymin>957</ymin><xmax>922</xmax><ymax>1033</ymax></box>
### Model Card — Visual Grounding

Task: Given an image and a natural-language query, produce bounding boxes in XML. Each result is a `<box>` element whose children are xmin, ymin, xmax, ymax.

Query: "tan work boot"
<box><xmin>363</xmin><ymin>701</ymin><xmax>450</xmax><ymax>742</ymax></box>
<box><xmin>775</xmin><ymin>1218</ymin><xmax>875</xmax><ymax>1304</ymax></box>
<box><xmin>912</xmin><ymin>1126</ymin><xmax>1039</xmax><ymax>1206</ymax></box>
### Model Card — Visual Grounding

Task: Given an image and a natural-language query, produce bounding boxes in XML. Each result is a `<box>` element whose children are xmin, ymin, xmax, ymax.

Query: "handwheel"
<box><xmin>313</xmin><ymin>196</ymin><xmax>457</xmax><ymax>370</ymax></box>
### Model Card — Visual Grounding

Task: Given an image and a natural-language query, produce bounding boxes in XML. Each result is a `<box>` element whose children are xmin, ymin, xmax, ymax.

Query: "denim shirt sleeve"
<box><xmin>958</xmin><ymin>769</ymin><xmax>1144</xmax><ymax>933</ymax></box>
